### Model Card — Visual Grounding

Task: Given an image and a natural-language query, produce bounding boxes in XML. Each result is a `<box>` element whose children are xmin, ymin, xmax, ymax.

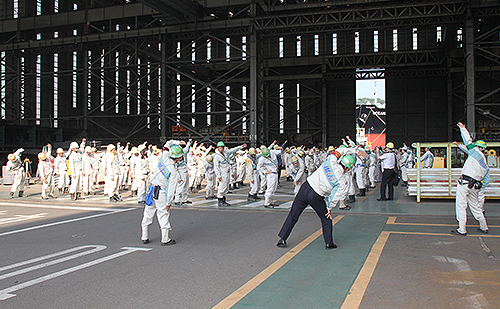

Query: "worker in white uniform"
<box><xmin>420</xmin><ymin>147</ymin><xmax>434</xmax><ymax>168</ymax></box>
<box><xmin>246</xmin><ymin>148</ymin><xmax>261</xmax><ymax>201</ymax></box>
<box><xmin>203</xmin><ymin>154</ymin><xmax>216</xmax><ymax>200</ymax></box>
<box><xmin>290</xmin><ymin>154</ymin><xmax>307</xmax><ymax>196</ymax></box>
<box><xmin>82</xmin><ymin>146</ymin><xmax>94</xmax><ymax>196</ymax></box>
<box><xmin>257</xmin><ymin>146</ymin><xmax>280</xmax><ymax>208</ymax></box>
<box><xmin>451</xmin><ymin>122</ymin><xmax>490</xmax><ymax>235</ymax></box>
<box><xmin>129</xmin><ymin>147</ymin><xmax>141</xmax><ymax>197</ymax></box>
<box><xmin>304</xmin><ymin>150</ymin><xmax>315</xmax><ymax>175</ymax></box>
<box><xmin>236</xmin><ymin>151</ymin><xmax>247</xmax><ymax>187</ymax></box>
<box><xmin>54</xmin><ymin>147</ymin><xmax>70</xmax><ymax>193</ymax></box>
<box><xmin>368</xmin><ymin>150</ymin><xmax>377</xmax><ymax>188</ymax></box>
<box><xmin>213</xmin><ymin>141</ymin><xmax>247</xmax><ymax>207</ymax></box>
<box><xmin>68</xmin><ymin>140</ymin><xmax>86</xmax><ymax>200</ymax></box>
<box><xmin>399</xmin><ymin>147</ymin><xmax>409</xmax><ymax>187</ymax></box>
<box><xmin>37</xmin><ymin>152</ymin><xmax>56</xmax><ymax>199</ymax></box>
<box><xmin>354</xmin><ymin>149</ymin><xmax>368</xmax><ymax>197</ymax></box>
<box><xmin>141</xmin><ymin>145</ymin><xmax>183</xmax><ymax>246</ymax></box>
<box><xmin>6</xmin><ymin>148</ymin><xmax>26</xmax><ymax>198</ymax></box>
<box><xmin>173</xmin><ymin>139</ymin><xmax>192</xmax><ymax>205</ymax></box>
<box><xmin>277</xmin><ymin>153</ymin><xmax>356</xmax><ymax>249</ymax></box>
<box><xmin>102</xmin><ymin>144</ymin><xmax>122</xmax><ymax>202</ymax></box>
<box><xmin>133</xmin><ymin>145</ymin><xmax>149</xmax><ymax>204</ymax></box>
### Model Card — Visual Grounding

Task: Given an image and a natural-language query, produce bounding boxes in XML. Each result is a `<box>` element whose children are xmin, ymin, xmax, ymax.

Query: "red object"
<box><xmin>365</xmin><ymin>133</ymin><xmax>386</xmax><ymax>149</ymax></box>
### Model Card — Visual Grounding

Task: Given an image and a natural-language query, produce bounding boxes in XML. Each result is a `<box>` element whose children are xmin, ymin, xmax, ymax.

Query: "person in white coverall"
<box><xmin>420</xmin><ymin>147</ymin><xmax>434</xmax><ymax>168</ymax></box>
<box><xmin>289</xmin><ymin>155</ymin><xmax>306</xmax><ymax>196</ymax></box>
<box><xmin>54</xmin><ymin>147</ymin><xmax>70</xmax><ymax>193</ymax></box>
<box><xmin>173</xmin><ymin>139</ymin><xmax>192</xmax><ymax>205</ymax></box>
<box><xmin>246</xmin><ymin>148</ymin><xmax>261</xmax><ymax>201</ymax></box>
<box><xmin>6</xmin><ymin>148</ymin><xmax>26</xmax><ymax>198</ymax></box>
<box><xmin>277</xmin><ymin>152</ymin><xmax>356</xmax><ymax>249</ymax></box>
<box><xmin>258</xmin><ymin>146</ymin><xmax>280</xmax><ymax>208</ymax></box>
<box><xmin>82</xmin><ymin>146</ymin><xmax>94</xmax><ymax>196</ymax></box>
<box><xmin>37</xmin><ymin>152</ymin><xmax>56</xmax><ymax>199</ymax></box>
<box><xmin>213</xmin><ymin>141</ymin><xmax>247</xmax><ymax>207</ymax></box>
<box><xmin>102</xmin><ymin>144</ymin><xmax>122</xmax><ymax>202</ymax></box>
<box><xmin>141</xmin><ymin>144</ymin><xmax>183</xmax><ymax>246</ymax></box>
<box><xmin>203</xmin><ymin>154</ymin><xmax>216</xmax><ymax>199</ymax></box>
<box><xmin>68</xmin><ymin>140</ymin><xmax>86</xmax><ymax>200</ymax></box>
<box><xmin>399</xmin><ymin>147</ymin><xmax>409</xmax><ymax>187</ymax></box>
<box><xmin>132</xmin><ymin>146</ymin><xmax>149</xmax><ymax>204</ymax></box>
<box><xmin>451</xmin><ymin>122</ymin><xmax>490</xmax><ymax>235</ymax></box>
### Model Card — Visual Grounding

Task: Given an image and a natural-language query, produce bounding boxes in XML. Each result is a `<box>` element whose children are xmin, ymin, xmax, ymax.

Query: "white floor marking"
<box><xmin>0</xmin><ymin>246</ymin><xmax>151</xmax><ymax>300</ymax></box>
<box><xmin>279</xmin><ymin>201</ymin><xmax>293</xmax><ymax>209</ymax></box>
<box><xmin>0</xmin><ymin>202</ymin><xmax>125</xmax><ymax>212</ymax></box>
<box><xmin>0</xmin><ymin>213</ymin><xmax>48</xmax><ymax>225</ymax></box>
<box><xmin>433</xmin><ymin>256</ymin><xmax>471</xmax><ymax>271</ymax></box>
<box><xmin>0</xmin><ymin>208</ymin><xmax>135</xmax><ymax>238</ymax></box>
<box><xmin>0</xmin><ymin>245</ymin><xmax>106</xmax><ymax>280</ymax></box>
<box><xmin>240</xmin><ymin>201</ymin><xmax>265</xmax><ymax>208</ymax></box>
<box><xmin>433</xmin><ymin>255</ymin><xmax>489</xmax><ymax>308</ymax></box>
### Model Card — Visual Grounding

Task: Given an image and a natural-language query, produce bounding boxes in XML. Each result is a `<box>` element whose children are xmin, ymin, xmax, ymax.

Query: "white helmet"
<box><xmin>70</xmin><ymin>142</ymin><xmax>79</xmax><ymax>149</ymax></box>
<box><xmin>38</xmin><ymin>152</ymin><xmax>47</xmax><ymax>160</ymax></box>
<box><xmin>206</xmin><ymin>154</ymin><xmax>213</xmax><ymax>163</ymax></box>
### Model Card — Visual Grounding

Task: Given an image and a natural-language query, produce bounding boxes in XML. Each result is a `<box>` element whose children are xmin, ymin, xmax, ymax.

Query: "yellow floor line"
<box><xmin>387</xmin><ymin>216</ymin><xmax>500</xmax><ymax>228</ymax></box>
<box><xmin>212</xmin><ymin>215</ymin><xmax>345</xmax><ymax>309</ymax></box>
<box><xmin>341</xmin><ymin>230</ymin><xmax>391</xmax><ymax>309</ymax></box>
<box><xmin>389</xmin><ymin>230</ymin><xmax>500</xmax><ymax>238</ymax></box>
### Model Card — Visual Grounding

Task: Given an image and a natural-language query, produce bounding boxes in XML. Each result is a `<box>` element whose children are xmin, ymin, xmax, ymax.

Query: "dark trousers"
<box><xmin>278</xmin><ymin>181</ymin><xmax>333</xmax><ymax>245</ymax></box>
<box><xmin>380</xmin><ymin>168</ymin><xmax>395</xmax><ymax>200</ymax></box>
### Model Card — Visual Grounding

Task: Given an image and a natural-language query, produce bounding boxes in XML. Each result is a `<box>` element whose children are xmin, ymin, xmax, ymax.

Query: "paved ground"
<box><xmin>1</xmin><ymin>178</ymin><xmax>499</xmax><ymax>308</ymax></box>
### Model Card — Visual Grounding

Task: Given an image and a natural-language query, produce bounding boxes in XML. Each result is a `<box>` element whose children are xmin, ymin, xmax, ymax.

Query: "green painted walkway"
<box><xmin>232</xmin><ymin>215</ymin><xmax>388</xmax><ymax>309</ymax></box>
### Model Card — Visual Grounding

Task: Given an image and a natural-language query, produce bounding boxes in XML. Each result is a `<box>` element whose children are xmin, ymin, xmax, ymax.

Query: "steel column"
<box><xmin>465</xmin><ymin>9</ymin><xmax>475</xmax><ymax>134</ymax></box>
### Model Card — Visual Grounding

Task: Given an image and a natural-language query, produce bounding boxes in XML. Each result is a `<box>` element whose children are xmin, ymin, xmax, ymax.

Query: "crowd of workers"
<box><xmin>4</xmin><ymin>123</ymin><xmax>490</xmax><ymax>246</ymax></box>
<box><xmin>5</xmin><ymin>136</ymin><xmax>419</xmax><ymax>207</ymax></box>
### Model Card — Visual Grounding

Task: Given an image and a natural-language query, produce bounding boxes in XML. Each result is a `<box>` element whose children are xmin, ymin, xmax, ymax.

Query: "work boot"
<box><xmin>141</xmin><ymin>226</ymin><xmax>149</xmax><ymax>243</ymax></box>
<box><xmin>218</xmin><ymin>198</ymin><xmax>226</xmax><ymax>207</ymax></box>
<box><xmin>18</xmin><ymin>191</ymin><xmax>24</xmax><ymax>197</ymax></box>
<box><xmin>76</xmin><ymin>192</ymin><xmax>84</xmax><ymax>200</ymax></box>
<box><xmin>196</xmin><ymin>184</ymin><xmax>201</xmax><ymax>190</ymax></box>
<box><xmin>346</xmin><ymin>195</ymin><xmax>356</xmax><ymax>203</ymax></box>
<box><xmin>247</xmin><ymin>193</ymin><xmax>255</xmax><ymax>201</ymax></box>
<box><xmin>41</xmin><ymin>190</ymin><xmax>49</xmax><ymax>200</ymax></box>
<box><xmin>252</xmin><ymin>194</ymin><xmax>261</xmax><ymax>200</ymax></box>
<box><xmin>223</xmin><ymin>196</ymin><xmax>230</xmax><ymax>206</ymax></box>
<box><xmin>48</xmin><ymin>190</ymin><xmax>57</xmax><ymax>198</ymax></box>
<box><xmin>70</xmin><ymin>193</ymin><xmax>76</xmax><ymax>200</ymax></box>
<box><xmin>9</xmin><ymin>192</ymin><xmax>14</xmax><ymax>198</ymax></box>
<box><xmin>356</xmin><ymin>189</ymin><xmax>366</xmax><ymax>197</ymax></box>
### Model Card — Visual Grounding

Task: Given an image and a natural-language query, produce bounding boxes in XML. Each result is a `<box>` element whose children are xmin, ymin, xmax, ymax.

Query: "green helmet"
<box><xmin>340</xmin><ymin>155</ymin><xmax>355</xmax><ymax>170</ymax></box>
<box><xmin>169</xmin><ymin>145</ymin><xmax>184</xmax><ymax>158</ymax></box>
<box><xmin>338</xmin><ymin>145</ymin><xmax>347</xmax><ymax>149</ymax></box>
<box><xmin>217</xmin><ymin>141</ymin><xmax>225</xmax><ymax>148</ymax></box>
<box><xmin>475</xmin><ymin>140</ymin><xmax>487</xmax><ymax>149</ymax></box>
<box><xmin>261</xmin><ymin>147</ymin><xmax>270</xmax><ymax>157</ymax></box>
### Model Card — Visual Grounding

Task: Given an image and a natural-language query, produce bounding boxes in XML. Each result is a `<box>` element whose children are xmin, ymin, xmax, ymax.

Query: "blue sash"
<box><xmin>158</xmin><ymin>157</ymin><xmax>171</xmax><ymax>180</ymax></box>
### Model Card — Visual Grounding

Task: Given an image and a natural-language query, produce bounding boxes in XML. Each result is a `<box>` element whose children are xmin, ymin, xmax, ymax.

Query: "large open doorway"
<box><xmin>356</xmin><ymin>69</ymin><xmax>386</xmax><ymax>149</ymax></box>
